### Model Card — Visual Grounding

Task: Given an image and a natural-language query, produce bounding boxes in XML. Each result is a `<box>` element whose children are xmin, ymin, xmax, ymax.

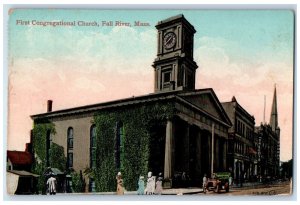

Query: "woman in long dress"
<box><xmin>116</xmin><ymin>172</ymin><xmax>124</xmax><ymax>195</ymax></box>
<box><xmin>145</xmin><ymin>171</ymin><xmax>155</xmax><ymax>195</ymax></box>
<box><xmin>155</xmin><ymin>173</ymin><xmax>163</xmax><ymax>195</ymax></box>
<box><xmin>137</xmin><ymin>176</ymin><xmax>145</xmax><ymax>195</ymax></box>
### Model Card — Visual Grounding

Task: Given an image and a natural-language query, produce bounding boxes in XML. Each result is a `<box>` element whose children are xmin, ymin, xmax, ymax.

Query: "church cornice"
<box><xmin>152</xmin><ymin>55</ymin><xmax>198</xmax><ymax>69</ymax></box>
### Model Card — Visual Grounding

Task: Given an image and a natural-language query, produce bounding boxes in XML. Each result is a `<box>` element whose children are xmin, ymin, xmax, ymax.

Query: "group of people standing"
<box><xmin>116</xmin><ymin>171</ymin><xmax>164</xmax><ymax>195</ymax></box>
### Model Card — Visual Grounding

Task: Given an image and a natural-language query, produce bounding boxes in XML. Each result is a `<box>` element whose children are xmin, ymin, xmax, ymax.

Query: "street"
<box><xmin>200</xmin><ymin>181</ymin><xmax>291</xmax><ymax>196</ymax></box>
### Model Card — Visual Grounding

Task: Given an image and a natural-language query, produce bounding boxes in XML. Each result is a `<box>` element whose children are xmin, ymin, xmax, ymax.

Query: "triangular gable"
<box><xmin>178</xmin><ymin>89</ymin><xmax>232</xmax><ymax>126</ymax></box>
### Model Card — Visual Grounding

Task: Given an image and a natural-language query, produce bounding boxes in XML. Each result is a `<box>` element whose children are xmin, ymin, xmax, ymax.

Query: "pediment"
<box><xmin>178</xmin><ymin>89</ymin><xmax>231</xmax><ymax>126</ymax></box>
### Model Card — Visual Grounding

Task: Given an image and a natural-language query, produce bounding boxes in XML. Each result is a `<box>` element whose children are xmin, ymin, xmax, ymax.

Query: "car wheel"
<box><xmin>215</xmin><ymin>185</ymin><xmax>219</xmax><ymax>193</ymax></box>
<box><xmin>225</xmin><ymin>183</ymin><xmax>229</xmax><ymax>192</ymax></box>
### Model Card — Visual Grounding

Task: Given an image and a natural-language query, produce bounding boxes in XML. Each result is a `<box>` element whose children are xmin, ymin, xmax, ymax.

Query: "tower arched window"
<box><xmin>67</xmin><ymin>127</ymin><xmax>74</xmax><ymax>168</ymax></box>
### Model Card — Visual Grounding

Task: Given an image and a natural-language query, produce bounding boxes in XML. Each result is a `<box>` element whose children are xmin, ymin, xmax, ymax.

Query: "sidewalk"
<box><xmin>57</xmin><ymin>187</ymin><xmax>204</xmax><ymax>195</ymax></box>
<box><xmin>55</xmin><ymin>181</ymin><xmax>285</xmax><ymax>195</ymax></box>
<box><xmin>232</xmin><ymin>182</ymin><xmax>263</xmax><ymax>189</ymax></box>
<box><xmin>162</xmin><ymin>187</ymin><xmax>203</xmax><ymax>195</ymax></box>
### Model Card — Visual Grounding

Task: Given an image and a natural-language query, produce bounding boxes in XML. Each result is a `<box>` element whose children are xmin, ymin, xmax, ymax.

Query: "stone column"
<box><xmin>184</xmin><ymin>123</ymin><xmax>190</xmax><ymax>172</ymax></box>
<box><xmin>164</xmin><ymin>119</ymin><xmax>174</xmax><ymax>180</ymax></box>
<box><xmin>223</xmin><ymin>140</ymin><xmax>227</xmax><ymax>170</ymax></box>
<box><xmin>196</xmin><ymin>130</ymin><xmax>202</xmax><ymax>176</ymax></box>
<box><xmin>234</xmin><ymin>159</ymin><xmax>237</xmax><ymax>179</ymax></box>
<box><xmin>215</xmin><ymin>135</ymin><xmax>219</xmax><ymax>172</ymax></box>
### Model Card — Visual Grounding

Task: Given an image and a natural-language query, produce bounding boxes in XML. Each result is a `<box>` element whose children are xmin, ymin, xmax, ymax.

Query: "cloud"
<box><xmin>194</xmin><ymin>36</ymin><xmax>293</xmax><ymax>161</ymax></box>
<box><xmin>14</xmin><ymin>25</ymin><xmax>156</xmax><ymax>75</ymax></box>
<box><xmin>74</xmin><ymin>76</ymin><xmax>106</xmax><ymax>92</ymax></box>
<box><xmin>195</xmin><ymin>36</ymin><xmax>293</xmax><ymax>88</ymax></box>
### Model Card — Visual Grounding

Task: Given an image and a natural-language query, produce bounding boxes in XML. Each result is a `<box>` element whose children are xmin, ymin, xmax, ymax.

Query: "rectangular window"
<box><xmin>164</xmin><ymin>72</ymin><xmax>171</xmax><ymax>83</ymax></box>
<box><xmin>161</xmin><ymin>66</ymin><xmax>172</xmax><ymax>89</ymax></box>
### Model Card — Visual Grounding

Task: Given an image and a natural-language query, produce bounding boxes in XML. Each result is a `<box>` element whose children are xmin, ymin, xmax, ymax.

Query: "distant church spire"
<box><xmin>270</xmin><ymin>84</ymin><xmax>278</xmax><ymax>131</ymax></box>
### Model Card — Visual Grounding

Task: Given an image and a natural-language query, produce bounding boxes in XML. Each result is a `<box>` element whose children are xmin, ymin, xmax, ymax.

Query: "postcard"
<box><xmin>6</xmin><ymin>8</ymin><xmax>294</xmax><ymax>197</ymax></box>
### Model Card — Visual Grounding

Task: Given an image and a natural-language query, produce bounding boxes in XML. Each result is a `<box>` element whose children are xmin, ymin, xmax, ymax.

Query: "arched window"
<box><xmin>67</xmin><ymin>127</ymin><xmax>74</xmax><ymax>168</ymax></box>
<box><xmin>90</xmin><ymin>125</ymin><xmax>96</xmax><ymax>169</ymax></box>
<box><xmin>115</xmin><ymin>122</ymin><xmax>124</xmax><ymax>170</ymax></box>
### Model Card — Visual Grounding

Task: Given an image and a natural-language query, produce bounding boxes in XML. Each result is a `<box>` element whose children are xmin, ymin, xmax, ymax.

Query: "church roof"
<box><xmin>31</xmin><ymin>88</ymin><xmax>232</xmax><ymax>127</ymax></box>
<box><xmin>156</xmin><ymin>14</ymin><xmax>196</xmax><ymax>33</ymax></box>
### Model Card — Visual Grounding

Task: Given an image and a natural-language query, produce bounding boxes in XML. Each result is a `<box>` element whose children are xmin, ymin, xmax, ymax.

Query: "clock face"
<box><xmin>163</xmin><ymin>32</ymin><xmax>176</xmax><ymax>49</ymax></box>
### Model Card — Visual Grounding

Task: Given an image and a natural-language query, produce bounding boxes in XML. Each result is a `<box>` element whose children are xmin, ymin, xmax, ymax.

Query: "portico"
<box><xmin>162</xmin><ymin>91</ymin><xmax>231</xmax><ymax>187</ymax></box>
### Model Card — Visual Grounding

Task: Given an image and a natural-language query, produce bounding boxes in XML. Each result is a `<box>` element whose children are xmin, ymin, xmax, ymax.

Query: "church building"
<box><xmin>31</xmin><ymin>15</ymin><xmax>233</xmax><ymax>192</ymax></box>
<box><xmin>255</xmin><ymin>86</ymin><xmax>280</xmax><ymax>179</ymax></box>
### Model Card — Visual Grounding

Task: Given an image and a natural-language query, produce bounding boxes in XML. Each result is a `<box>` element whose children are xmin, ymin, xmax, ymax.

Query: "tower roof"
<box><xmin>155</xmin><ymin>14</ymin><xmax>196</xmax><ymax>33</ymax></box>
<box><xmin>270</xmin><ymin>84</ymin><xmax>278</xmax><ymax>131</ymax></box>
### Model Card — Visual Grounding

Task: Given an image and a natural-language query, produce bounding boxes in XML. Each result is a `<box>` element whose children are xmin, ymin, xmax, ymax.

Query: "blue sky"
<box><xmin>8</xmin><ymin>9</ymin><xmax>294</xmax><ymax>161</ymax></box>
<box><xmin>9</xmin><ymin>9</ymin><xmax>294</xmax><ymax>63</ymax></box>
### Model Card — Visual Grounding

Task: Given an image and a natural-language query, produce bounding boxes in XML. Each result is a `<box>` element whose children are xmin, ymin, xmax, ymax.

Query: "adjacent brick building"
<box><xmin>222</xmin><ymin>96</ymin><xmax>256</xmax><ymax>183</ymax></box>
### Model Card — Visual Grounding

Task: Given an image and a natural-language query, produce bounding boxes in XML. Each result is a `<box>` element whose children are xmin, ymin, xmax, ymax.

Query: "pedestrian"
<box><xmin>155</xmin><ymin>173</ymin><xmax>163</xmax><ymax>195</ymax></box>
<box><xmin>116</xmin><ymin>172</ymin><xmax>124</xmax><ymax>195</ymax></box>
<box><xmin>202</xmin><ymin>174</ymin><xmax>207</xmax><ymax>194</ymax></box>
<box><xmin>46</xmin><ymin>172</ymin><xmax>57</xmax><ymax>195</ymax></box>
<box><xmin>145</xmin><ymin>171</ymin><xmax>155</xmax><ymax>195</ymax></box>
<box><xmin>229</xmin><ymin>173</ymin><xmax>233</xmax><ymax>188</ymax></box>
<box><xmin>240</xmin><ymin>172</ymin><xmax>244</xmax><ymax>187</ymax></box>
<box><xmin>137</xmin><ymin>176</ymin><xmax>145</xmax><ymax>195</ymax></box>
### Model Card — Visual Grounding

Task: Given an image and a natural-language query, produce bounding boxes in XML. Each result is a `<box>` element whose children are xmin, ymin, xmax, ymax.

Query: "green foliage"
<box><xmin>71</xmin><ymin>171</ymin><xmax>86</xmax><ymax>193</ymax></box>
<box><xmin>94</xmin><ymin>102</ymin><xmax>175</xmax><ymax>191</ymax></box>
<box><xmin>31</xmin><ymin>122</ymin><xmax>65</xmax><ymax>194</ymax></box>
<box><xmin>31</xmin><ymin>122</ymin><xmax>56</xmax><ymax>194</ymax></box>
<box><xmin>31</xmin><ymin>160</ymin><xmax>47</xmax><ymax>194</ymax></box>
<box><xmin>94</xmin><ymin>113</ymin><xmax>117</xmax><ymax>192</ymax></box>
<box><xmin>32</xmin><ymin>122</ymin><xmax>55</xmax><ymax>165</ymax></box>
<box><xmin>50</xmin><ymin>143</ymin><xmax>67</xmax><ymax>172</ymax></box>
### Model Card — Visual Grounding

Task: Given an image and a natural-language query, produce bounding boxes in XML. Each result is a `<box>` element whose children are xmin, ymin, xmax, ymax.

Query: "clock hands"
<box><xmin>165</xmin><ymin>35</ymin><xmax>174</xmax><ymax>45</ymax></box>
<box><xmin>164</xmin><ymin>32</ymin><xmax>176</xmax><ymax>49</ymax></box>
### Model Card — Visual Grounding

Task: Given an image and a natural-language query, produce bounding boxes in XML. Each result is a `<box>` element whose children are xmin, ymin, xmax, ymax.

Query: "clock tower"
<box><xmin>153</xmin><ymin>14</ymin><xmax>198</xmax><ymax>93</ymax></box>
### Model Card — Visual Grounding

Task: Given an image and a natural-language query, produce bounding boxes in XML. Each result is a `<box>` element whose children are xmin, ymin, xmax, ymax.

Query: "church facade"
<box><xmin>30</xmin><ymin>14</ymin><xmax>280</xmax><ymax>192</ymax></box>
<box><xmin>31</xmin><ymin>15</ymin><xmax>232</xmax><ymax>192</ymax></box>
<box><xmin>254</xmin><ymin>87</ymin><xmax>280</xmax><ymax>179</ymax></box>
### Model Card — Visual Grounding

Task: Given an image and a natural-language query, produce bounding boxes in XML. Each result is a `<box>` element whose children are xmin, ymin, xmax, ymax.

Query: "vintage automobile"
<box><xmin>206</xmin><ymin>172</ymin><xmax>230</xmax><ymax>193</ymax></box>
